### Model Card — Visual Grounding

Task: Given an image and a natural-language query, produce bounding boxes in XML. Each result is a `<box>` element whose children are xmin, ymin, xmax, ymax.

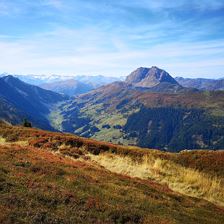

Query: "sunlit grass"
<box><xmin>89</xmin><ymin>152</ymin><xmax>224</xmax><ymax>207</ymax></box>
<box><xmin>0</xmin><ymin>137</ymin><xmax>6</xmax><ymax>144</ymax></box>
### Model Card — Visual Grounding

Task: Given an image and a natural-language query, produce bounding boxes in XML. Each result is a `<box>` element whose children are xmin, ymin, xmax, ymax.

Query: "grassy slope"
<box><xmin>0</xmin><ymin>122</ymin><xmax>224</xmax><ymax>223</ymax></box>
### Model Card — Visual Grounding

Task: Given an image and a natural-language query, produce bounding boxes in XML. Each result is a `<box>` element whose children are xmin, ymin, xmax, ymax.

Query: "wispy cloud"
<box><xmin>0</xmin><ymin>1</ymin><xmax>223</xmax><ymax>77</ymax></box>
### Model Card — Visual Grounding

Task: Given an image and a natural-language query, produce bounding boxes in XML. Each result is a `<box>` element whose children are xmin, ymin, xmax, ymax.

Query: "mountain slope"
<box><xmin>0</xmin><ymin>75</ymin><xmax>68</xmax><ymax>129</ymax></box>
<box><xmin>0</xmin><ymin>97</ymin><xmax>23</xmax><ymax>123</ymax></box>
<box><xmin>0</xmin><ymin>122</ymin><xmax>223</xmax><ymax>223</ymax></box>
<box><xmin>176</xmin><ymin>77</ymin><xmax>224</xmax><ymax>90</ymax></box>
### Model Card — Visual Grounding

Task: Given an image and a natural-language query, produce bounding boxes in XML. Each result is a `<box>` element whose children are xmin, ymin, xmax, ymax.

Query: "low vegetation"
<box><xmin>0</xmin><ymin>121</ymin><xmax>224</xmax><ymax>223</ymax></box>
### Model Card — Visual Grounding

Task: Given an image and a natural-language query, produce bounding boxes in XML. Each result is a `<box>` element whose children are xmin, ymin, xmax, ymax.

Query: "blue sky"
<box><xmin>0</xmin><ymin>0</ymin><xmax>224</xmax><ymax>78</ymax></box>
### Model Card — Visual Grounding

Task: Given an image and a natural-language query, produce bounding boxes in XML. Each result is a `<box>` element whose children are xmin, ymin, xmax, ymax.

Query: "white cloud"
<box><xmin>0</xmin><ymin>25</ymin><xmax>223</xmax><ymax>78</ymax></box>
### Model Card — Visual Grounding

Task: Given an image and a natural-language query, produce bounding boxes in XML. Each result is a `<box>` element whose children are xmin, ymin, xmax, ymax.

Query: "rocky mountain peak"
<box><xmin>126</xmin><ymin>66</ymin><xmax>180</xmax><ymax>88</ymax></box>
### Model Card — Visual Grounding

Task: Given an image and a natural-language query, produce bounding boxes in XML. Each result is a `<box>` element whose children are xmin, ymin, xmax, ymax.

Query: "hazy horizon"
<box><xmin>0</xmin><ymin>68</ymin><xmax>224</xmax><ymax>80</ymax></box>
<box><xmin>0</xmin><ymin>0</ymin><xmax>223</xmax><ymax>78</ymax></box>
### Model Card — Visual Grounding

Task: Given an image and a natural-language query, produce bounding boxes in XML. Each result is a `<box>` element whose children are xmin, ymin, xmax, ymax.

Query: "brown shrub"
<box><xmin>29</xmin><ymin>138</ymin><xmax>49</xmax><ymax>148</ymax></box>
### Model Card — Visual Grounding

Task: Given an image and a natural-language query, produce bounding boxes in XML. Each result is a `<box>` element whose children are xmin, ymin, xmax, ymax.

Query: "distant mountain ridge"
<box><xmin>39</xmin><ymin>75</ymin><xmax>124</xmax><ymax>96</ymax></box>
<box><xmin>1</xmin><ymin>72</ymin><xmax>224</xmax><ymax>91</ymax></box>
<box><xmin>74</xmin><ymin>75</ymin><xmax>125</xmax><ymax>88</ymax></box>
<box><xmin>175</xmin><ymin>77</ymin><xmax>224</xmax><ymax>91</ymax></box>
<box><xmin>0</xmin><ymin>73</ymin><xmax>124</xmax><ymax>96</ymax></box>
<box><xmin>40</xmin><ymin>79</ymin><xmax>93</xmax><ymax>96</ymax></box>
<box><xmin>0</xmin><ymin>73</ymin><xmax>72</xmax><ymax>85</ymax></box>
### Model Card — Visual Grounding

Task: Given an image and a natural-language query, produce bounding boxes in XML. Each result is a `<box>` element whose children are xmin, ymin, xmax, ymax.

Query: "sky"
<box><xmin>0</xmin><ymin>0</ymin><xmax>224</xmax><ymax>78</ymax></box>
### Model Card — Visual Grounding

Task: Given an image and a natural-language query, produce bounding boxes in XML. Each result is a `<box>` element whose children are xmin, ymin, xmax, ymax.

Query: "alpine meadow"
<box><xmin>0</xmin><ymin>1</ymin><xmax>224</xmax><ymax>223</ymax></box>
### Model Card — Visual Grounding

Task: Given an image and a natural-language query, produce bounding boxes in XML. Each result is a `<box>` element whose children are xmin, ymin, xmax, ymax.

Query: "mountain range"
<box><xmin>0</xmin><ymin>66</ymin><xmax>223</xmax><ymax>151</ymax></box>
<box><xmin>175</xmin><ymin>77</ymin><xmax>224</xmax><ymax>91</ymax></box>
<box><xmin>2</xmin><ymin>71</ymin><xmax>223</xmax><ymax>97</ymax></box>
<box><xmin>0</xmin><ymin>73</ymin><xmax>123</xmax><ymax>96</ymax></box>
<box><xmin>54</xmin><ymin>67</ymin><xmax>223</xmax><ymax>151</ymax></box>
<box><xmin>40</xmin><ymin>79</ymin><xmax>94</xmax><ymax>96</ymax></box>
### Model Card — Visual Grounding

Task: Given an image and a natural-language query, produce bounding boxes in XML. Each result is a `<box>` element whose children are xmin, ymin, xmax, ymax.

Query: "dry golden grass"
<box><xmin>89</xmin><ymin>153</ymin><xmax>152</xmax><ymax>179</ymax></box>
<box><xmin>0</xmin><ymin>136</ymin><xmax>28</xmax><ymax>147</ymax></box>
<box><xmin>151</xmin><ymin>158</ymin><xmax>224</xmax><ymax>206</ymax></box>
<box><xmin>89</xmin><ymin>153</ymin><xmax>224</xmax><ymax>207</ymax></box>
<box><xmin>0</xmin><ymin>137</ymin><xmax>6</xmax><ymax>144</ymax></box>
